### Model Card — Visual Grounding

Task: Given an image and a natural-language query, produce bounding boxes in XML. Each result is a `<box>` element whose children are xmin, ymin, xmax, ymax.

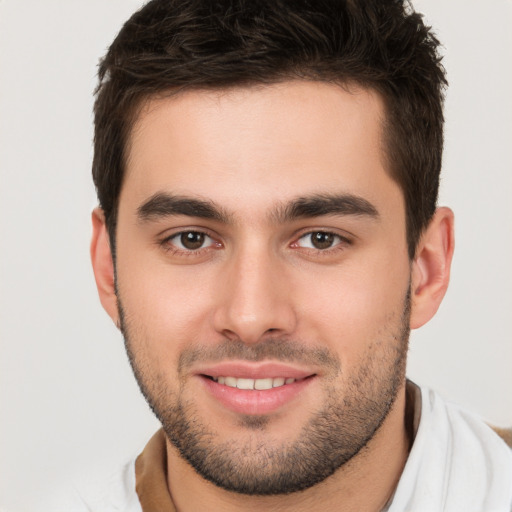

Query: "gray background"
<box><xmin>1</xmin><ymin>0</ymin><xmax>511</xmax><ymax>510</ymax></box>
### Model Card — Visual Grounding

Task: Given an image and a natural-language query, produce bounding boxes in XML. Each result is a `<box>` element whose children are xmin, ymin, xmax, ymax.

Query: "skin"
<box><xmin>91</xmin><ymin>81</ymin><xmax>454</xmax><ymax>511</ymax></box>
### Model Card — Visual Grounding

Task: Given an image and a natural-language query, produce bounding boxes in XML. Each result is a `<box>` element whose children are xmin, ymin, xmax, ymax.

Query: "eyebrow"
<box><xmin>274</xmin><ymin>193</ymin><xmax>380</xmax><ymax>223</ymax></box>
<box><xmin>137</xmin><ymin>191</ymin><xmax>379</xmax><ymax>224</ymax></box>
<box><xmin>137</xmin><ymin>193</ymin><xmax>230</xmax><ymax>223</ymax></box>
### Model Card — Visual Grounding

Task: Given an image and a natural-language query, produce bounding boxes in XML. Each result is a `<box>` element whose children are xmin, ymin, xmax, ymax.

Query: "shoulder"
<box><xmin>40</xmin><ymin>459</ymin><xmax>141</xmax><ymax>512</ymax></box>
<box><xmin>79</xmin><ymin>459</ymin><xmax>141</xmax><ymax>512</ymax></box>
<box><xmin>389</xmin><ymin>383</ymin><xmax>512</xmax><ymax>512</ymax></box>
<box><xmin>417</xmin><ymin>385</ymin><xmax>512</xmax><ymax>478</ymax></box>
<box><xmin>421</xmin><ymin>385</ymin><xmax>512</xmax><ymax>458</ymax></box>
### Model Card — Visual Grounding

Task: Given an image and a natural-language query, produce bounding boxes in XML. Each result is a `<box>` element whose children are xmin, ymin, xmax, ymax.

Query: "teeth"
<box><xmin>237</xmin><ymin>378</ymin><xmax>254</xmax><ymax>390</ymax></box>
<box><xmin>254</xmin><ymin>378</ymin><xmax>273</xmax><ymax>390</ymax></box>
<box><xmin>212</xmin><ymin>376</ymin><xmax>297</xmax><ymax>390</ymax></box>
<box><xmin>225</xmin><ymin>377</ymin><xmax>237</xmax><ymax>387</ymax></box>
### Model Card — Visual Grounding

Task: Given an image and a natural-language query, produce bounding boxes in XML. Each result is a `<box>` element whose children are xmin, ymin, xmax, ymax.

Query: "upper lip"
<box><xmin>194</xmin><ymin>361</ymin><xmax>316</xmax><ymax>380</ymax></box>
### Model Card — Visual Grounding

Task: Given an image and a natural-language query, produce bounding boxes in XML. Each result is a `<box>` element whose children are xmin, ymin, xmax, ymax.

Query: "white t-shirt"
<box><xmin>53</xmin><ymin>384</ymin><xmax>512</xmax><ymax>511</ymax></box>
<box><xmin>387</xmin><ymin>386</ymin><xmax>512</xmax><ymax>512</ymax></box>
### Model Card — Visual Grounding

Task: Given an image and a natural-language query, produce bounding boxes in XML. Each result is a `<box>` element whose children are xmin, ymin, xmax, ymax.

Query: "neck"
<box><xmin>165</xmin><ymin>384</ymin><xmax>410</xmax><ymax>512</ymax></box>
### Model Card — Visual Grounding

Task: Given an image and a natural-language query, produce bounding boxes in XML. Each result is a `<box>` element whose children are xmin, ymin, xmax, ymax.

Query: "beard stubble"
<box><xmin>119</xmin><ymin>289</ymin><xmax>411</xmax><ymax>495</ymax></box>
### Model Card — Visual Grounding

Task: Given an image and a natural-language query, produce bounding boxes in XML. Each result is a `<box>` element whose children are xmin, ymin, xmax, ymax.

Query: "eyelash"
<box><xmin>160</xmin><ymin>230</ymin><xmax>220</xmax><ymax>255</ymax></box>
<box><xmin>293</xmin><ymin>231</ymin><xmax>351</xmax><ymax>253</ymax></box>
<box><xmin>159</xmin><ymin>229</ymin><xmax>352</xmax><ymax>256</ymax></box>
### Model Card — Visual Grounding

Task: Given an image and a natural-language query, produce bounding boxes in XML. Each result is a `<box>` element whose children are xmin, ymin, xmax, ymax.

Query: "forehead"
<box><xmin>121</xmin><ymin>81</ymin><xmax>400</xmax><ymax>219</ymax></box>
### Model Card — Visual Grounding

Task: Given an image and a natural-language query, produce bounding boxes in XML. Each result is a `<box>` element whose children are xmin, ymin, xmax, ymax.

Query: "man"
<box><xmin>88</xmin><ymin>0</ymin><xmax>512</xmax><ymax>510</ymax></box>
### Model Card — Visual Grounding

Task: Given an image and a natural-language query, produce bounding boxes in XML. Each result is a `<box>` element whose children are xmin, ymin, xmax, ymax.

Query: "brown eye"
<box><xmin>311</xmin><ymin>232</ymin><xmax>335</xmax><ymax>249</ymax></box>
<box><xmin>169</xmin><ymin>231</ymin><xmax>211</xmax><ymax>250</ymax></box>
<box><xmin>297</xmin><ymin>231</ymin><xmax>341</xmax><ymax>250</ymax></box>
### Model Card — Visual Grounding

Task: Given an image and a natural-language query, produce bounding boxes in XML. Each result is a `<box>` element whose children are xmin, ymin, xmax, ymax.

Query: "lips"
<box><xmin>196</xmin><ymin>362</ymin><xmax>316</xmax><ymax>415</ymax></box>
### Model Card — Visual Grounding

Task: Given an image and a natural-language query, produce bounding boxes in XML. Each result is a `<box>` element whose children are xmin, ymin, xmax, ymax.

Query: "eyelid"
<box><xmin>170</xmin><ymin>231</ymin><xmax>214</xmax><ymax>250</ymax></box>
<box><xmin>290</xmin><ymin>228</ymin><xmax>354</xmax><ymax>254</ymax></box>
<box><xmin>297</xmin><ymin>232</ymin><xmax>341</xmax><ymax>247</ymax></box>
<box><xmin>158</xmin><ymin>227</ymin><xmax>222</xmax><ymax>253</ymax></box>
<box><xmin>292</xmin><ymin>227</ymin><xmax>353</xmax><ymax>242</ymax></box>
<box><xmin>156</xmin><ymin>226</ymin><xmax>353</xmax><ymax>254</ymax></box>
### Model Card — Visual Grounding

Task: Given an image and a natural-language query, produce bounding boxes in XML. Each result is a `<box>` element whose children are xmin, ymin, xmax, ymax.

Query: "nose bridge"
<box><xmin>213</xmin><ymin>238</ymin><xmax>295</xmax><ymax>343</ymax></box>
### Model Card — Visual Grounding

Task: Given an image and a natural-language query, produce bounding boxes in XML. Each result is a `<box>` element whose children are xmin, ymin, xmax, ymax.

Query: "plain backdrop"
<box><xmin>1</xmin><ymin>1</ymin><xmax>511</xmax><ymax>510</ymax></box>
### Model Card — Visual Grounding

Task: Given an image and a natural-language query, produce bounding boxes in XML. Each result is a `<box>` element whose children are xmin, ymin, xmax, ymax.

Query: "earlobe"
<box><xmin>410</xmin><ymin>207</ymin><xmax>455</xmax><ymax>329</ymax></box>
<box><xmin>90</xmin><ymin>208</ymin><xmax>119</xmax><ymax>327</ymax></box>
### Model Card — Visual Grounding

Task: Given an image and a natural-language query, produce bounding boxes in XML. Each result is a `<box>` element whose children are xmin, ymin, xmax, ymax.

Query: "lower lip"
<box><xmin>199</xmin><ymin>376</ymin><xmax>314</xmax><ymax>415</ymax></box>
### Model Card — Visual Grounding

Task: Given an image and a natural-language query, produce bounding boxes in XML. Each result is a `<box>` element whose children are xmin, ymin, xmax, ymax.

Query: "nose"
<box><xmin>212</xmin><ymin>246</ymin><xmax>297</xmax><ymax>344</ymax></box>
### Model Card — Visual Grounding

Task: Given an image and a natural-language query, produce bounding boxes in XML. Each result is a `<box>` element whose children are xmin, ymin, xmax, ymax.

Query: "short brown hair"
<box><xmin>93</xmin><ymin>0</ymin><xmax>447</xmax><ymax>259</ymax></box>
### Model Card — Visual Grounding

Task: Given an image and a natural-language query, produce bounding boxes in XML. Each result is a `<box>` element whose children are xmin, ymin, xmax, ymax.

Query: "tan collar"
<box><xmin>135</xmin><ymin>429</ymin><xmax>176</xmax><ymax>512</ymax></box>
<box><xmin>490</xmin><ymin>425</ymin><xmax>512</xmax><ymax>448</ymax></box>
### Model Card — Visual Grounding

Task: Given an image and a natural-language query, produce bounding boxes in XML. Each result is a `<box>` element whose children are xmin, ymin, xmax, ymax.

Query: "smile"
<box><xmin>200</xmin><ymin>370</ymin><xmax>316</xmax><ymax>415</ymax></box>
<box><xmin>210</xmin><ymin>376</ymin><xmax>298</xmax><ymax>390</ymax></box>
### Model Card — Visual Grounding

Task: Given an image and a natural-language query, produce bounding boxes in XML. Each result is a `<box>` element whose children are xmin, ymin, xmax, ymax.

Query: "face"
<box><xmin>115</xmin><ymin>81</ymin><xmax>412</xmax><ymax>494</ymax></box>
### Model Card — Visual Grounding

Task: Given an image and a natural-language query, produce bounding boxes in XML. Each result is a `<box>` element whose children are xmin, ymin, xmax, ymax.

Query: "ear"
<box><xmin>410</xmin><ymin>207</ymin><xmax>455</xmax><ymax>329</ymax></box>
<box><xmin>90</xmin><ymin>208</ymin><xmax>119</xmax><ymax>327</ymax></box>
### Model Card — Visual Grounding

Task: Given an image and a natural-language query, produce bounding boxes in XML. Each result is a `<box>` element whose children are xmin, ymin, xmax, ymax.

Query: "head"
<box><xmin>91</xmin><ymin>0</ymin><xmax>454</xmax><ymax>498</ymax></box>
<box><xmin>93</xmin><ymin>0</ymin><xmax>447</xmax><ymax>261</ymax></box>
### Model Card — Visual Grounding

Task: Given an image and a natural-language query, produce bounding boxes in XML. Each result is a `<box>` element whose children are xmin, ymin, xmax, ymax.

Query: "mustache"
<box><xmin>178</xmin><ymin>338</ymin><xmax>340</xmax><ymax>374</ymax></box>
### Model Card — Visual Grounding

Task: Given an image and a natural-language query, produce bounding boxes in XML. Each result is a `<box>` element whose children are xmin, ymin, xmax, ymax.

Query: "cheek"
<box><xmin>294</xmin><ymin>252</ymin><xmax>410</xmax><ymax>353</ymax></box>
<box><xmin>116</xmin><ymin>256</ymin><xmax>219</xmax><ymax>356</ymax></box>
